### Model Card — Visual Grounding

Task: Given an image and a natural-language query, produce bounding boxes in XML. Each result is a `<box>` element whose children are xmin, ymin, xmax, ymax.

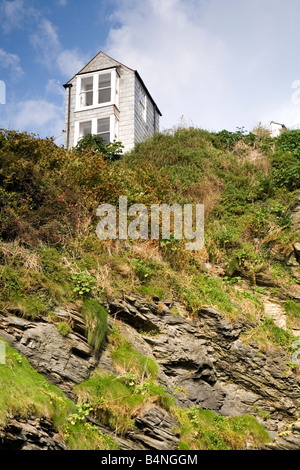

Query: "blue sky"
<box><xmin>1</xmin><ymin>0</ymin><xmax>300</xmax><ymax>146</ymax></box>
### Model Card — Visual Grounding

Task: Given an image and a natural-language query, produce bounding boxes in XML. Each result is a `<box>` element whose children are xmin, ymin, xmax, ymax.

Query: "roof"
<box><xmin>270</xmin><ymin>121</ymin><xmax>287</xmax><ymax>128</ymax></box>
<box><xmin>63</xmin><ymin>51</ymin><xmax>162</xmax><ymax>116</ymax></box>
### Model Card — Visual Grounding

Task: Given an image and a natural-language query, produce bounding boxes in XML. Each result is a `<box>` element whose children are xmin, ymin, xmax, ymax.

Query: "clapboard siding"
<box><xmin>118</xmin><ymin>67</ymin><xmax>135</xmax><ymax>151</ymax></box>
<box><xmin>64</xmin><ymin>51</ymin><xmax>160</xmax><ymax>153</ymax></box>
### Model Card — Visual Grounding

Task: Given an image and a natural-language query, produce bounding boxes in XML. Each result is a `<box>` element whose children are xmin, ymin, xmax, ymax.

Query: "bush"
<box><xmin>72</xmin><ymin>271</ymin><xmax>97</xmax><ymax>296</ymax></box>
<box><xmin>275</xmin><ymin>129</ymin><xmax>300</xmax><ymax>157</ymax></box>
<box><xmin>75</xmin><ymin>134</ymin><xmax>124</xmax><ymax>160</ymax></box>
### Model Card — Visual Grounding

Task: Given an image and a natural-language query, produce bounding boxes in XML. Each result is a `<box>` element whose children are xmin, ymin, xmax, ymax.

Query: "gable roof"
<box><xmin>63</xmin><ymin>51</ymin><xmax>162</xmax><ymax>116</ymax></box>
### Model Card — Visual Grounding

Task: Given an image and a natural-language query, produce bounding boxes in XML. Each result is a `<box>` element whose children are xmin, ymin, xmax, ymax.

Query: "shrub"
<box><xmin>72</xmin><ymin>271</ymin><xmax>97</xmax><ymax>296</ymax></box>
<box><xmin>81</xmin><ymin>298</ymin><xmax>108</xmax><ymax>350</ymax></box>
<box><xmin>275</xmin><ymin>129</ymin><xmax>300</xmax><ymax>157</ymax></box>
<box><xmin>75</xmin><ymin>134</ymin><xmax>124</xmax><ymax>160</ymax></box>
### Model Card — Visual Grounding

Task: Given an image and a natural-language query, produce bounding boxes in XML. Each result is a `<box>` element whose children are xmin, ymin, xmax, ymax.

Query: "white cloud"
<box><xmin>2</xmin><ymin>99</ymin><xmax>65</xmax><ymax>145</ymax></box>
<box><xmin>105</xmin><ymin>0</ymin><xmax>235</xmax><ymax>131</ymax></box>
<box><xmin>46</xmin><ymin>78</ymin><xmax>65</xmax><ymax>97</ymax></box>
<box><xmin>30</xmin><ymin>18</ymin><xmax>86</xmax><ymax>78</ymax></box>
<box><xmin>105</xmin><ymin>0</ymin><xmax>300</xmax><ymax>132</ymax></box>
<box><xmin>57</xmin><ymin>48</ymin><xmax>86</xmax><ymax>78</ymax></box>
<box><xmin>29</xmin><ymin>18</ymin><xmax>60</xmax><ymax>64</ymax></box>
<box><xmin>57</xmin><ymin>0</ymin><xmax>68</xmax><ymax>5</ymax></box>
<box><xmin>13</xmin><ymin>99</ymin><xmax>61</xmax><ymax>127</ymax></box>
<box><xmin>0</xmin><ymin>48</ymin><xmax>24</xmax><ymax>78</ymax></box>
<box><xmin>1</xmin><ymin>2</ymin><xmax>85</xmax><ymax>79</ymax></box>
<box><xmin>0</xmin><ymin>0</ymin><xmax>25</xmax><ymax>33</ymax></box>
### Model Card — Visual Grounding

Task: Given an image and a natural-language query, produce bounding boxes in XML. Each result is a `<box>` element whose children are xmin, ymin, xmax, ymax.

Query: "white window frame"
<box><xmin>75</xmin><ymin>68</ymin><xmax>119</xmax><ymax>112</ymax></box>
<box><xmin>137</xmin><ymin>81</ymin><xmax>147</xmax><ymax>122</ymax></box>
<box><xmin>74</xmin><ymin>115</ymin><xmax>118</xmax><ymax>147</ymax></box>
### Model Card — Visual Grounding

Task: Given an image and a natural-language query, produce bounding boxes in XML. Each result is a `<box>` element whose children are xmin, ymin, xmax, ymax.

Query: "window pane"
<box><xmin>81</xmin><ymin>77</ymin><xmax>93</xmax><ymax>92</ymax></box>
<box><xmin>98</xmin><ymin>88</ymin><xmax>111</xmax><ymax>103</ymax></box>
<box><xmin>79</xmin><ymin>121</ymin><xmax>92</xmax><ymax>137</ymax></box>
<box><xmin>99</xmin><ymin>73</ymin><xmax>111</xmax><ymax>88</ymax></box>
<box><xmin>97</xmin><ymin>118</ymin><xmax>110</xmax><ymax>133</ymax></box>
<box><xmin>99</xmin><ymin>132</ymin><xmax>110</xmax><ymax>144</ymax></box>
<box><xmin>97</xmin><ymin>118</ymin><xmax>110</xmax><ymax>144</ymax></box>
<box><xmin>81</xmin><ymin>91</ymin><xmax>93</xmax><ymax>107</ymax></box>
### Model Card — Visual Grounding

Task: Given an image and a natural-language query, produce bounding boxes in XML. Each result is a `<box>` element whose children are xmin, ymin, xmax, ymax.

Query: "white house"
<box><xmin>270</xmin><ymin>121</ymin><xmax>287</xmax><ymax>138</ymax></box>
<box><xmin>63</xmin><ymin>51</ymin><xmax>162</xmax><ymax>153</ymax></box>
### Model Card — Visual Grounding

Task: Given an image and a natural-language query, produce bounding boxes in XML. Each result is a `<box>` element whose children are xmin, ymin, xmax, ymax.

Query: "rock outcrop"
<box><xmin>263</xmin><ymin>421</ymin><xmax>300</xmax><ymax>450</ymax></box>
<box><xmin>0</xmin><ymin>310</ymin><xmax>98</xmax><ymax>395</ymax></box>
<box><xmin>1</xmin><ymin>292</ymin><xmax>300</xmax><ymax>449</ymax></box>
<box><xmin>107</xmin><ymin>295</ymin><xmax>300</xmax><ymax>437</ymax></box>
<box><xmin>0</xmin><ymin>417</ymin><xmax>67</xmax><ymax>450</ymax></box>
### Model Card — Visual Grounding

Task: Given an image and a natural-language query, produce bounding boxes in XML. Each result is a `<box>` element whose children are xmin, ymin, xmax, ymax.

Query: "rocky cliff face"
<box><xmin>1</xmin><ymin>290</ymin><xmax>300</xmax><ymax>450</ymax></box>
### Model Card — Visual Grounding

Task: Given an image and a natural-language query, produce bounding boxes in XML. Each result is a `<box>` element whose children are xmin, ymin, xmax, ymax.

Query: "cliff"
<box><xmin>0</xmin><ymin>127</ymin><xmax>300</xmax><ymax>450</ymax></box>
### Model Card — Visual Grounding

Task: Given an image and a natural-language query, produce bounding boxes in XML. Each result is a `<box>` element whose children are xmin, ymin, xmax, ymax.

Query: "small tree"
<box><xmin>75</xmin><ymin>133</ymin><xmax>124</xmax><ymax>160</ymax></box>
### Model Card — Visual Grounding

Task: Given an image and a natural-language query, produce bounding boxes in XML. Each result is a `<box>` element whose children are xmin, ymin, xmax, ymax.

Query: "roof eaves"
<box><xmin>135</xmin><ymin>70</ymin><xmax>162</xmax><ymax>116</ymax></box>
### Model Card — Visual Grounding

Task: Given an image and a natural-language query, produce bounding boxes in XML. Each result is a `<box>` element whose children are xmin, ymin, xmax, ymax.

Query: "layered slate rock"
<box><xmin>0</xmin><ymin>417</ymin><xmax>67</xmax><ymax>450</ymax></box>
<box><xmin>2</xmin><ymin>293</ymin><xmax>300</xmax><ymax>449</ymax></box>
<box><xmin>0</xmin><ymin>311</ymin><xmax>98</xmax><ymax>394</ymax></box>
<box><xmin>129</xmin><ymin>406</ymin><xmax>180</xmax><ymax>450</ymax></box>
<box><xmin>263</xmin><ymin>422</ymin><xmax>300</xmax><ymax>450</ymax></box>
<box><xmin>107</xmin><ymin>295</ymin><xmax>300</xmax><ymax>437</ymax></box>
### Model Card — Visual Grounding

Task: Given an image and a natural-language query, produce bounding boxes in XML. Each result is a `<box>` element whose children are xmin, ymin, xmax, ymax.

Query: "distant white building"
<box><xmin>270</xmin><ymin>121</ymin><xmax>287</xmax><ymax>138</ymax></box>
<box><xmin>63</xmin><ymin>51</ymin><xmax>162</xmax><ymax>153</ymax></box>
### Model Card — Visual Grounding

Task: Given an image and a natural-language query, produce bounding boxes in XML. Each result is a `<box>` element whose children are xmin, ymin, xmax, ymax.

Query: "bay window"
<box><xmin>79</xmin><ymin>120</ymin><xmax>92</xmax><ymax>139</ymax></box>
<box><xmin>97</xmin><ymin>118</ymin><xmax>110</xmax><ymax>144</ymax></box>
<box><xmin>76</xmin><ymin>68</ymin><xmax>119</xmax><ymax>110</ymax></box>
<box><xmin>80</xmin><ymin>77</ymin><xmax>93</xmax><ymax>107</ymax></box>
<box><xmin>74</xmin><ymin>115</ymin><xmax>118</xmax><ymax>146</ymax></box>
<box><xmin>98</xmin><ymin>74</ymin><xmax>111</xmax><ymax>104</ymax></box>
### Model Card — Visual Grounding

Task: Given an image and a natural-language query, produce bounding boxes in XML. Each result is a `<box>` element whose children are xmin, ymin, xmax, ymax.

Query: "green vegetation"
<box><xmin>75</xmin><ymin>133</ymin><xmax>124</xmax><ymax>160</ymax></box>
<box><xmin>1</xmin><ymin>125</ymin><xmax>300</xmax><ymax>449</ymax></box>
<box><xmin>0</xmin><ymin>340</ymin><xmax>118</xmax><ymax>450</ymax></box>
<box><xmin>74</xmin><ymin>325</ymin><xmax>173</xmax><ymax>435</ymax></box>
<box><xmin>258</xmin><ymin>317</ymin><xmax>297</xmax><ymax>349</ymax></box>
<box><xmin>57</xmin><ymin>321</ymin><xmax>72</xmax><ymax>336</ymax></box>
<box><xmin>0</xmin><ymin>127</ymin><xmax>299</xmax><ymax>325</ymax></box>
<box><xmin>285</xmin><ymin>300</ymin><xmax>300</xmax><ymax>330</ymax></box>
<box><xmin>81</xmin><ymin>298</ymin><xmax>108</xmax><ymax>350</ymax></box>
<box><xmin>175</xmin><ymin>406</ymin><xmax>270</xmax><ymax>450</ymax></box>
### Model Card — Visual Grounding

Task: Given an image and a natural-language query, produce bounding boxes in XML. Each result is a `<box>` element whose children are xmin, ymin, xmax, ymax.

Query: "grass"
<box><xmin>111</xmin><ymin>342</ymin><xmax>159</xmax><ymax>381</ymax></box>
<box><xmin>1</xmin><ymin>127</ymin><xmax>300</xmax><ymax>448</ymax></box>
<box><xmin>243</xmin><ymin>316</ymin><xmax>299</xmax><ymax>353</ymax></box>
<box><xmin>0</xmin><ymin>339</ymin><xmax>270</xmax><ymax>449</ymax></box>
<box><xmin>0</xmin><ymin>340</ymin><xmax>118</xmax><ymax>450</ymax></box>
<box><xmin>285</xmin><ymin>300</ymin><xmax>300</xmax><ymax>330</ymax></box>
<box><xmin>81</xmin><ymin>298</ymin><xmax>108</xmax><ymax>350</ymax></box>
<box><xmin>174</xmin><ymin>406</ymin><xmax>270</xmax><ymax>450</ymax></box>
<box><xmin>74</xmin><ymin>326</ymin><xmax>174</xmax><ymax>435</ymax></box>
<box><xmin>74</xmin><ymin>369</ymin><xmax>174</xmax><ymax>435</ymax></box>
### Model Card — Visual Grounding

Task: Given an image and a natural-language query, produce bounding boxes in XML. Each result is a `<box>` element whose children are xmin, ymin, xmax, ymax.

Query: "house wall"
<box><xmin>134</xmin><ymin>75</ymin><xmax>160</xmax><ymax>145</ymax></box>
<box><xmin>270</xmin><ymin>123</ymin><xmax>286</xmax><ymax>138</ymax></box>
<box><xmin>64</xmin><ymin>53</ymin><xmax>160</xmax><ymax>153</ymax></box>
<box><xmin>117</xmin><ymin>67</ymin><xmax>135</xmax><ymax>153</ymax></box>
<box><xmin>64</xmin><ymin>62</ymin><xmax>136</xmax><ymax>153</ymax></box>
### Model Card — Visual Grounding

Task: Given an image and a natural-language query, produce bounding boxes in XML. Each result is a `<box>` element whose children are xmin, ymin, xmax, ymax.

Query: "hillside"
<box><xmin>0</xmin><ymin>126</ymin><xmax>300</xmax><ymax>450</ymax></box>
